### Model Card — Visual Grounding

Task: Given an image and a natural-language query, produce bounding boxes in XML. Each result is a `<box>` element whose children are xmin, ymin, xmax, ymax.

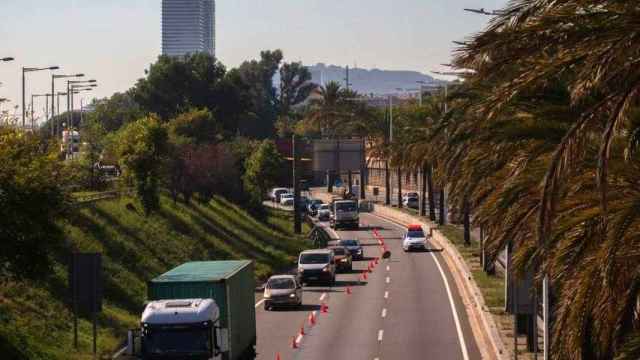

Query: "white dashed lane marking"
<box><xmin>381</xmin><ymin>308</ymin><xmax>387</xmax><ymax>318</ymax></box>
<box><xmin>378</xmin><ymin>330</ymin><xmax>384</xmax><ymax>342</ymax></box>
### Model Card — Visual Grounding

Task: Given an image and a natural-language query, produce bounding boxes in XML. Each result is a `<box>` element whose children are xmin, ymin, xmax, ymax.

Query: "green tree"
<box><xmin>0</xmin><ymin>127</ymin><xmax>67</xmax><ymax>279</ymax></box>
<box><xmin>133</xmin><ymin>53</ymin><xmax>251</xmax><ymax>138</ymax></box>
<box><xmin>236</xmin><ymin>50</ymin><xmax>283</xmax><ymax>138</ymax></box>
<box><xmin>168</xmin><ymin>108</ymin><xmax>220</xmax><ymax>145</ymax></box>
<box><xmin>115</xmin><ymin>116</ymin><xmax>169</xmax><ymax>215</ymax></box>
<box><xmin>243</xmin><ymin>140</ymin><xmax>284</xmax><ymax>207</ymax></box>
<box><xmin>86</xmin><ymin>91</ymin><xmax>142</xmax><ymax>132</ymax></box>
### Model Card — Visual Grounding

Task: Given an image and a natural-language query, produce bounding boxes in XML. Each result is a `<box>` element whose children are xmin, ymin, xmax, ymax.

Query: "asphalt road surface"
<box><xmin>254</xmin><ymin>213</ymin><xmax>481</xmax><ymax>360</ymax></box>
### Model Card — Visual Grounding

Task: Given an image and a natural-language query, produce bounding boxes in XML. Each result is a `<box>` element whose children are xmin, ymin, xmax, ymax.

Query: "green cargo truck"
<box><xmin>126</xmin><ymin>261</ymin><xmax>256</xmax><ymax>360</ymax></box>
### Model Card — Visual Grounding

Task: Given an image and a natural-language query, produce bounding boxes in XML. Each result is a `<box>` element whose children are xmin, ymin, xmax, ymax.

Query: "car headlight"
<box><xmin>298</xmin><ymin>267</ymin><xmax>305</xmax><ymax>273</ymax></box>
<box><xmin>341</xmin><ymin>258</ymin><xmax>349</xmax><ymax>262</ymax></box>
<box><xmin>289</xmin><ymin>293</ymin><xmax>296</xmax><ymax>298</ymax></box>
<box><xmin>322</xmin><ymin>265</ymin><xmax>331</xmax><ymax>272</ymax></box>
<box><xmin>357</xmin><ymin>249</ymin><xmax>363</xmax><ymax>254</ymax></box>
<box><xmin>264</xmin><ymin>290</ymin><xmax>271</xmax><ymax>298</ymax></box>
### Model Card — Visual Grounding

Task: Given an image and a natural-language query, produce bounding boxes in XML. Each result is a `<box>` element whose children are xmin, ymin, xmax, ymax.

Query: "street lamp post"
<box><xmin>66</xmin><ymin>80</ymin><xmax>96</xmax><ymax>131</ymax></box>
<box><xmin>30</xmin><ymin>93</ymin><xmax>50</xmax><ymax>130</ymax></box>
<box><xmin>22</xmin><ymin>65</ymin><xmax>59</xmax><ymax>128</ymax></box>
<box><xmin>52</xmin><ymin>73</ymin><xmax>84</xmax><ymax>136</ymax></box>
<box><xmin>70</xmin><ymin>86</ymin><xmax>96</xmax><ymax>128</ymax></box>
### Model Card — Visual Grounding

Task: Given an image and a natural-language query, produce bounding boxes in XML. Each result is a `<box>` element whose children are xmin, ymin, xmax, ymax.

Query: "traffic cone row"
<box><xmin>308</xmin><ymin>312</ymin><xmax>316</xmax><ymax>325</ymax></box>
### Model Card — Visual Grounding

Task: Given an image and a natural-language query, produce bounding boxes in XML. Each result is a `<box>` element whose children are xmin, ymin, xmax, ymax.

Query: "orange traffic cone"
<box><xmin>346</xmin><ymin>286</ymin><xmax>352</xmax><ymax>295</ymax></box>
<box><xmin>309</xmin><ymin>312</ymin><xmax>316</xmax><ymax>325</ymax></box>
<box><xmin>300</xmin><ymin>324</ymin><xmax>305</xmax><ymax>336</ymax></box>
<box><xmin>363</xmin><ymin>272</ymin><xmax>368</xmax><ymax>280</ymax></box>
<box><xmin>321</xmin><ymin>302</ymin><xmax>329</xmax><ymax>313</ymax></box>
<box><xmin>276</xmin><ymin>353</ymin><xmax>282</xmax><ymax>360</ymax></box>
<box><xmin>291</xmin><ymin>336</ymin><xmax>298</xmax><ymax>349</ymax></box>
<box><xmin>375</xmin><ymin>257</ymin><xmax>379</xmax><ymax>265</ymax></box>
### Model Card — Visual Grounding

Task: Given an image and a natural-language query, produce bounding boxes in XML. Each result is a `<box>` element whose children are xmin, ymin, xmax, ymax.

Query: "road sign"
<box><xmin>69</xmin><ymin>253</ymin><xmax>102</xmax><ymax>353</ymax></box>
<box><xmin>334</xmin><ymin>179</ymin><xmax>343</xmax><ymax>188</ymax></box>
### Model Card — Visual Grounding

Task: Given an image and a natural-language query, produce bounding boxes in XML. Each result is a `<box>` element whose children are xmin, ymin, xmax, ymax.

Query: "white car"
<box><xmin>402</xmin><ymin>225</ymin><xmax>428</xmax><ymax>252</ymax></box>
<box><xmin>271</xmin><ymin>187</ymin><xmax>289</xmax><ymax>202</ymax></box>
<box><xmin>280</xmin><ymin>194</ymin><xmax>294</xmax><ymax>206</ymax></box>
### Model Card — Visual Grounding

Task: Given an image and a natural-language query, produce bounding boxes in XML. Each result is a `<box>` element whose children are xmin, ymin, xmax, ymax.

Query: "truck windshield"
<box><xmin>336</xmin><ymin>202</ymin><xmax>357</xmax><ymax>212</ymax></box>
<box><xmin>300</xmin><ymin>254</ymin><xmax>330</xmax><ymax>264</ymax></box>
<box><xmin>143</xmin><ymin>324</ymin><xmax>211</xmax><ymax>356</ymax></box>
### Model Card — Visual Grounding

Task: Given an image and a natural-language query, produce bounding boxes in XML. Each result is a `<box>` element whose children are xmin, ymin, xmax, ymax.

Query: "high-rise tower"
<box><xmin>162</xmin><ymin>0</ymin><xmax>215</xmax><ymax>57</ymax></box>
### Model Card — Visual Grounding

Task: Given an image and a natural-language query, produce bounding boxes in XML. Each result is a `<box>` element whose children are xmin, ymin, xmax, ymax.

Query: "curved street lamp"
<box><xmin>22</xmin><ymin>65</ymin><xmax>60</xmax><ymax>128</ymax></box>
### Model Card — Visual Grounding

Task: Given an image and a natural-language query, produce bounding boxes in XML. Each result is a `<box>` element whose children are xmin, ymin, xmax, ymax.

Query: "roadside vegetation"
<box><xmin>1</xmin><ymin>50</ymin><xmax>316</xmax><ymax>358</ymax></box>
<box><xmin>0</xmin><ymin>194</ymin><xmax>308</xmax><ymax>359</ymax></box>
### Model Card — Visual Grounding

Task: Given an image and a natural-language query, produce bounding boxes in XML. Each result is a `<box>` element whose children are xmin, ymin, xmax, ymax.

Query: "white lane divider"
<box><xmin>384</xmin><ymin>291</ymin><xmax>389</xmax><ymax>299</ymax></box>
<box><xmin>381</xmin><ymin>308</ymin><xmax>387</xmax><ymax>318</ymax></box>
<box><xmin>386</xmin><ymin>265</ymin><xmax>390</xmax><ymax>271</ymax></box>
<box><xmin>377</xmin><ymin>330</ymin><xmax>384</xmax><ymax>342</ymax></box>
<box><xmin>385</xmin><ymin>276</ymin><xmax>390</xmax><ymax>284</ymax></box>
<box><xmin>255</xmin><ymin>299</ymin><xmax>265</xmax><ymax>308</ymax></box>
<box><xmin>319</xmin><ymin>292</ymin><xmax>327</xmax><ymax>301</ymax></box>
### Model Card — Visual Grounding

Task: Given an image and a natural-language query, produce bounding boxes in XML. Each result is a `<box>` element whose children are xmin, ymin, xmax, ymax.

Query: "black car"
<box><xmin>337</xmin><ymin>239</ymin><xmax>364</xmax><ymax>260</ymax></box>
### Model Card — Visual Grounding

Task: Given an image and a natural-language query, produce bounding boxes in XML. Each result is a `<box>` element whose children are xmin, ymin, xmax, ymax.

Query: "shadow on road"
<box><xmin>268</xmin><ymin>304</ymin><xmax>321</xmax><ymax>312</ymax></box>
<box><xmin>333</xmin><ymin>280</ymin><xmax>366</xmax><ymax>288</ymax></box>
<box><xmin>404</xmin><ymin>248</ymin><xmax>444</xmax><ymax>253</ymax></box>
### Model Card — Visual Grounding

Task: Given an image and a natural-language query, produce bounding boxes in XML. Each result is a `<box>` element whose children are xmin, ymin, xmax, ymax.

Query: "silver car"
<box><xmin>263</xmin><ymin>275</ymin><xmax>303</xmax><ymax>310</ymax></box>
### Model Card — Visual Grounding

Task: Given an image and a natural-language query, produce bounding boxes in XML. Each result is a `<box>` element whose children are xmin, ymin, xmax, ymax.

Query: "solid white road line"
<box><xmin>430</xmin><ymin>252</ymin><xmax>470</xmax><ymax>360</ymax></box>
<box><xmin>368</xmin><ymin>213</ymin><xmax>471</xmax><ymax>360</ymax></box>
<box><xmin>384</xmin><ymin>291</ymin><xmax>389</xmax><ymax>299</ymax></box>
<box><xmin>378</xmin><ymin>330</ymin><xmax>384</xmax><ymax>342</ymax></box>
<box><xmin>112</xmin><ymin>346</ymin><xmax>127</xmax><ymax>359</ymax></box>
<box><xmin>255</xmin><ymin>299</ymin><xmax>265</xmax><ymax>308</ymax></box>
<box><xmin>381</xmin><ymin>308</ymin><xmax>387</xmax><ymax>318</ymax></box>
<box><xmin>319</xmin><ymin>292</ymin><xmax>327</xmax><ymax>301</ymax></box>
<box><xmin>385</xmin><ymin>276</ymin><xmax>390</xmax><ymax>284</ymax></box>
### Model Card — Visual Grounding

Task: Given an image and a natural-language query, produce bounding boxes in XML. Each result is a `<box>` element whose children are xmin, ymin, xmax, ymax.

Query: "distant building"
<box><xmin>162</xmin><ymin>0</ymin><xmax>216</xmax><ymax>57</ymax></box>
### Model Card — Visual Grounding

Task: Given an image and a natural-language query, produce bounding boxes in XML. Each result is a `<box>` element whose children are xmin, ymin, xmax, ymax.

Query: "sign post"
<box><xmin>70</xmin><ymin>253</ymin><xmax>102</xmax><ymax>354</ymax></box>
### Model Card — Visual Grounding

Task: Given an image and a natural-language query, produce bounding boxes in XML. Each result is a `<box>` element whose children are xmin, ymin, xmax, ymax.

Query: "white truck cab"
<box><xmin>130</xmin><ymin>299</ymin><xmax>224</xmax><ymax>360</ymax></box>
<box><xmin>330</xmin><ymin>200</ymin><xmax>359</xmax><ymax>230</ymax></box>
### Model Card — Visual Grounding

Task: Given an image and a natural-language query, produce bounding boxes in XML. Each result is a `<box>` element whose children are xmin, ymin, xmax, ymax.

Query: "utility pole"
<box><xmin>292</xmin><ymin>134</ymin><xmax>301</xmax><ymax>234</ymax></box>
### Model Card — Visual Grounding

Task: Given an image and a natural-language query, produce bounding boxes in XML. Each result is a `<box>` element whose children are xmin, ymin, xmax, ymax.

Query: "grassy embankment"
<box><xmin>0</xmin><ymin>195</ymin><xmax>309</xmax><ymax>359</ymax></box>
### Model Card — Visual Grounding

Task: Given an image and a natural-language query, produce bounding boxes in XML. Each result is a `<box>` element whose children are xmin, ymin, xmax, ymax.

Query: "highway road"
<box><xmin>254</xmin><ymin>213</ymin><xmax>481</xmax><ymax>360</ymax></box>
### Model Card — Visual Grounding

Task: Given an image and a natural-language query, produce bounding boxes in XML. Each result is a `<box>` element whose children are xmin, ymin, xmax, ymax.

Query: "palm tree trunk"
<box><xmin>427</xmin><ymin>164</ymin><xmax>436</xmax><ymax>221</ymax></box>
<box><xmin>420</xmin><ymin>164</ymin><xmax>427</xmax><ymax>217</ymax></box>
<box><xmin>463</xmin><ymin>196</ymin><xmax>471</xmax><ymax>246</ymax></box>
<box><xmin>385</xmin><ymin>160</ymin><xmax>391</xmax><ymax>205</ymax></box>
<box><xmin>397</xmin><ymin>167</ymin><xmax>403</xmax><ymax>208</ymax></box>
<box><xmin>438</xmin><ymin>187</ymin><xmax>445</xmax><ymax>226</ymax></box>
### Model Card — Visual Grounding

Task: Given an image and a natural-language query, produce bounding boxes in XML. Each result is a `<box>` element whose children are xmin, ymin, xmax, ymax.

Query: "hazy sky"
<box><xmin>0</xmin><ymin>0</ymin><xmax>506</xmax><ymax>121</ymax></box>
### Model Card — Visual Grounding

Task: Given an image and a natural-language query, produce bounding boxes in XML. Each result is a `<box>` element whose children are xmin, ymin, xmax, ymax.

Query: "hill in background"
<box><xmin>307</xmin><ymin>63</ymin><xmax>441</xmax><ymax>95</ymax></box>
